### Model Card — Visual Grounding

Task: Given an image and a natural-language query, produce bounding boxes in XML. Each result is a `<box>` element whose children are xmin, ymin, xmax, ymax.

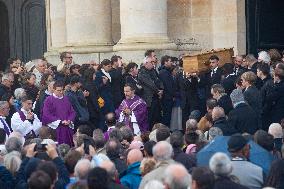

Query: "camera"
<box><xmin>34</xmin><ymin>144</ymin><xmax>47</xmax><ymax>152</ymax></box>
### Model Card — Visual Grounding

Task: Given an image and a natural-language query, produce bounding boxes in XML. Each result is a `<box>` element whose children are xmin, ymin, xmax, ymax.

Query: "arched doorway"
<box><xmin>0</xmin><ymin>1</ymin><xmax>10</xmax><ymax>71</ymax></box>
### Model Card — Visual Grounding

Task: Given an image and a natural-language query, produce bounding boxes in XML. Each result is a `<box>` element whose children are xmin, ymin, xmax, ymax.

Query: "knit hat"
<box><xmin>227</xmin><ymin>134</ymin><xmax>248</xmax><ymax>152</ymax></box>
<box><xmin>230</xmin><ymin>89</ymin><xmax>244</xmax><ymax>105</ymax></box>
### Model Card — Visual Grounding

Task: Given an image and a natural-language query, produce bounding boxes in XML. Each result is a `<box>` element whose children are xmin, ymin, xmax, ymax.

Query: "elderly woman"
<box><xmin>209</xmin><ymin>152</ymin><xmax>248</xmax><ymax>189</ymax></box>
<box><xmin>14</xmin><ymin>88</ymin><xmax>26</xmax><ymax>111</ymax></box>
<box><xmin>4</xmin><ymin>151</ymin><xmax>22</xmax><ymax>176</ymax></box>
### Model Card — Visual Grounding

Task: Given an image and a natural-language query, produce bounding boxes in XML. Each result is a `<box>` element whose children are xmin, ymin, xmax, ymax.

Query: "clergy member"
<box><xmin>42</xmin><ymin>80</ymin><xmax>76</xmax><ymax>146</ymax></box>
<box><xmin>115</xmin><ymin>83</ymin><xmax>148</xmax><ymax>135</ymax></box>
<box><xmin>11</xmin><ymin>95</ymin><xmax>42</xmax><ymax>139</ymax></box>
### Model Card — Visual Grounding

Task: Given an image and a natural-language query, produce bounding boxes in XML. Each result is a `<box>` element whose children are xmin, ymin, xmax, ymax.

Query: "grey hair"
<box><xmin>4</xmin><ymin>151</ymin><xmax>22</xmax><ymax>176</ymax></box>
<box><xmin>5</xmin><ymin>137</ymin><xmax>23</xmax><ymax>153</ymax></box>
<box><xmin>268</xmin><ymin>123</ymin><xmax>283</xmax><ymax>138</ymax></box>
<box><xmin>34</xmin><ymin>59</ymin><xmax>46</xmax><ymax>67</ymax></box>
<box><xmin>152</xmin><ymin>141</ymin><xmax>173</xmax><ymax>161</ymax></box>
<box><xmin>14</xmin><ymin>88</ymin><xmax>26</xmax><ymax>100</ymax></box>
<box><xmin>0</xmin><ymin>101</ymin><xmax>8</xmax><ymax>110</ymax></box>
<box><xmin>258</xmin><ymin>51</ymin><xmax>271</xmax><ymax>64</ymax></box>
<box><xmin>245</xmin><ymin>54</ymin><xmax>257</xmax><ymax>63</ymax></box>
<box><xmin>163</xmin><ymin>163</ymin><xmax>192</xmax><ymax>189</ymax></box>
<box><xmin>144</xmin><ymin>180</ymin><xmax>165</xmax><ymax>189</ymax></box>
<box><xmin>208</xmin><ymin>127</ymin><xmax>223</xmax><ymax>141</ymax></box>
<box><xmin>74</xmin><ymin>159</ymin><xmax>92</xmax><ymax>180</ymax></box>
<box><xmin>209</xmin><ymin>152</ymin><xmax>232</xmax><ymax>176</ymax></box>
<box><xmin>1</xmin><ymin>73</ymin><xmax>11</xmax><ymax>82</ymax></box>
<box><xmin>212</xmin><ymin>107</ymin><xmax>225</xmax><ymax>121</ymax></box>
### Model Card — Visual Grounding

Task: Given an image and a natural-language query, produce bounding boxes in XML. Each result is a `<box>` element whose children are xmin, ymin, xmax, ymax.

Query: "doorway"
<box><xmin>0</xmin><ymin>1</ymin><xmax>10</xmax><ymax>71</ymax></box>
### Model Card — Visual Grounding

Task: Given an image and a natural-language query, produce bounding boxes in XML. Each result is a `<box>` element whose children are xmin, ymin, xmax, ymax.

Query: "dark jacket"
<box><xmin>95</xmin><ymin>70</ymin><xmax>114</xmax><ymax>113</ymax></box>
<box><xmin>124</xmin><ymin>73</ymin><xmax>143</xmax><ymax>96</ymax></box>
<box><xmin>243</xmin><ymin>86</ymin><xmax>262</xmax><ymax>118</ymax></box>
<box><xmin>120</xmin><ymin>162</ymin><xmax>142</xmax><ymax>189</ymax></box>
<box><xmin>109</xmin><ymin>155</ymin><xmax>127</xmax><ymax>176</ymax></box>
<box><xmin>221</xmin><ymin>74</ymin><xmax>237</xmax><ymax>95</ymax></box>
<box><xmin>0</xmin><ymin>84</ymin><xmax>11</xmax><ymax>98</ymax></box>
<box><xmin>227</xmin><ymin>103</ymin><xmax>259</xmax><ymax>134</ymax></box>
<box><xmin>173</xmin><ymin>147</ymin><xmax>196</xmax><ymax>172</ymax></box>
<box><xmin>217</xmin><ymin>94</ymin><xmax>233</xmax><ymax>115</ymax></box>
<box><xmin>265</xmin><ymin>80</ymin><xmax>284</xmax><ymax>124</ymax></box>
<box><xmin>201</xmin><ymin>67</ymin><xmax>222</xmax><ymax>97</ymax></box>
<box><xmin>214</xmin><ymin>176</ymin><xmax>249</xmax><ymax>189</ymax></box>
<box><xmin>15</xmin><ymin>157</ymin><xmax>70</xmax><ymax>189</ymax></box>
<box><xmin>159</xmin><ymin>66</ymin><xmax>175</xmax><ymax>100</ymax></box>
<box><xmin>34</xmin><ymin>90</ymin><xmax>51</xmax><ymax>119</ymax></box>
<box><xmin>212</xmin><ymin>117</ymin><xmax>237</xmax><ymax>136</ymax></box>
<box><xmin>110</xmin><ymin>67</ymin><xmax>124</xmax><ymax>109</ymax></box>
<box><xmin>138</xmin><ymin>67</ymin><xmax>163</xmax><ymax>107</ymax></box>
<box><xmin>66</xmin><ymin>89</ymin><xmax>89</xmax><ymax>123</ymax></box>
<box><xmin>83</xmin><ymin>81</ymin><xmax>100</xmax><ymax>128</ymax></box>
<box><xmin>0</xmin><ymin>165</ymin><xmax>14</xmax><ymax>189</ymax></box>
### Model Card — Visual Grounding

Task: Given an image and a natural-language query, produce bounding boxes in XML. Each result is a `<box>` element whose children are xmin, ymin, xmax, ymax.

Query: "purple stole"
<box><xmin>120</xmin><ymin>98</ymin><xmax>143</xmax><ymax>128</ymax></box>
<box><xmin>0</xmin><ymin>118</ymin><xmax>11</xmax><ymax>136</ymax></box>
<box><xmin>18</xmin><ymin>111</ymin><xmax>36</xmax><ymax>138</ymax></box>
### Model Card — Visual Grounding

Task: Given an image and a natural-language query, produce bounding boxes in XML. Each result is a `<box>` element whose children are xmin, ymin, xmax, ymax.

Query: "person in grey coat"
<box><xmin>138</xmin><ymin>57</ymin><xmax>163</xmax><ymax>129</ymax></box>
<box><xmin>228</xmin><ymin>134</ymin><xmax>263</xmax><ymax>189</ymax></box>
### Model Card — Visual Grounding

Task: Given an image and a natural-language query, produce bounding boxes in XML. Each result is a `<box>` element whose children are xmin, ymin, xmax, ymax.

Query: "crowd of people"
<box><xmin>0</xmin><ymin>48</ymin><xmax>284</xmax><ymax>189</ymax></box>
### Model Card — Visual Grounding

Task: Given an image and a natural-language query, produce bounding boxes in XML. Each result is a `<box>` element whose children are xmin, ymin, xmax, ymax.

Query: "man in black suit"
<box><xmin>233</xmin><ymin>55</ymin><xmax>247</xmax><ymax>76</ymax></box>
<box><xmin>109</xmin><ymin>55</ymin><xmax>124</xmax><ymax>109</ymax></box>
<box><xmin>220</xmin><ymin>63</ymin><xmax>237</xmax><ymax>95</ymax></box>
<box><xmin>200</xmin><ymin>55</ymin><xmax>223</xmax><ymax>99</ymax></box>
<box><xmin>227</xmin><ymin>89</ymin><xmax>259</xmax><ymax>135</ymax></box>
<box><xmin>159</xmin><ymin>55</ymin><xmax>176</xmax><ymax>127</ymax></box>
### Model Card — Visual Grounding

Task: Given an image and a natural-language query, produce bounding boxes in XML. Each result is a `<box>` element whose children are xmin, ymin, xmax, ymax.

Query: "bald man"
<box><xmin>163</xmin><ymin>164</ymin><xmax>191</xmax><ymax>189</ymax></box>
<box><xmin>120</xmin><ymin>149</ymin><xmax>143</xmax><ymax>189</ymax></box>
<box><xmin>74</xmin><ymin>159</ymin><xmax>91</xmax><ymax>180</ymax></box>
<box><xmin>100</xmin><ymin>160</ymin><xmax>128</xmax><ymax>189</ymax></box>
<box><xmin>212</xmin><ymin>107</ymin><xmax>236</xmax><ymax>136</ymax></box>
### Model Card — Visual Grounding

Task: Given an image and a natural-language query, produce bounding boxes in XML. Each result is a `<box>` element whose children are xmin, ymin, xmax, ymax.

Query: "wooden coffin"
<box><xmin>182</xmin><ymin>48</ymin><xmax>234</xmax><ymax>73</ymax></box>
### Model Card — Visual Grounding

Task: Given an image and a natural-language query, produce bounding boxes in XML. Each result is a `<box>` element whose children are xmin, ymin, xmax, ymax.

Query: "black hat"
<box><xmin>227</xmin><ymin>134</ymin><xmax>248</xmax><ymax>152</ymax></box>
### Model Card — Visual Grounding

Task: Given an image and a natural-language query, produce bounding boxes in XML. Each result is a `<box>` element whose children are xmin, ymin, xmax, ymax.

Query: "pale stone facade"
<box><xmin>45</xmin><ymin>0</ymin><xmax>246</xmax><ymax>65</ymax></box>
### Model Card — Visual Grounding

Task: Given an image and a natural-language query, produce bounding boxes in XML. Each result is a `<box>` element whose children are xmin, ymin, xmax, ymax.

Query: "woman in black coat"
<box><xmin>123</xmin><ymin>62</ymin><xmax>143</xmax><ymax>96</ymax></box>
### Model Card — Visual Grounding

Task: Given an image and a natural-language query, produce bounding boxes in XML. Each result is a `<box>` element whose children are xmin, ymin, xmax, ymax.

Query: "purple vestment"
<box><xmin>115</xmin><ymin>95</ymin><xmax>149</xmax><ymax>133</ymax></box>
<box><xmin>41</xmin><ymin>95</ymin><xmax>76</xmax><ymax>146</ymax></box>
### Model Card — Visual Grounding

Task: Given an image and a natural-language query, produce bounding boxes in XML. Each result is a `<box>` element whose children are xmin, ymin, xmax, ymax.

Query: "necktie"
<box><xmin>0</xmin><ymin>118</ymin><xmax>10</xmax><ymax>136</ymax></box>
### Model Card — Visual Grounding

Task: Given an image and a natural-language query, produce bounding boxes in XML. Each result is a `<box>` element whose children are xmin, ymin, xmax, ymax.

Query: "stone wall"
<box><xmin>45</xmin><ymin>0</ymin><xmax>246</xmax><ymax>65</ymax></box>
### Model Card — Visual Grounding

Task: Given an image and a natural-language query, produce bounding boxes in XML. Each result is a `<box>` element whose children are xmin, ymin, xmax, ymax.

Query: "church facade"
<box><xmin>0</xmin><ymin>0</ymin><xmax>283</xmax><ymax>69</ymax></box>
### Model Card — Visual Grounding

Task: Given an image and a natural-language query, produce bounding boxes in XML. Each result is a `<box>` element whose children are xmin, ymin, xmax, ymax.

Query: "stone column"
<box><xmin>114</xmin><ymin>0</ymin><xmax>176</xmax><ymax>51</ymax></box>
<box><xmin>65</xmin><ymin>0</ymin><xmax>113</xmax><ymax>52</ymax></box>
<box><xmin>211</xmin><ymin>0</ymin><xmax>246</xmax><ymax>54</ymax></box>
<box><xmin>46</xmin><ymin>0</ymin><xmax>67</xmax><ymax>48</ymax></box>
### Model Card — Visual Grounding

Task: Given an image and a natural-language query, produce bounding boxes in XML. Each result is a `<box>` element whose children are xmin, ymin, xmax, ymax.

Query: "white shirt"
<box><xmin>11</xmin><ymin>108</ymin><xmax>42</xmax><ymax>136</ymax></box>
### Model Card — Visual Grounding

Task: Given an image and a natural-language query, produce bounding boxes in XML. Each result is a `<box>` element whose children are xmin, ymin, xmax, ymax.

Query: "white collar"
<box><xmin>225</xmin><ymin>73</ymin><xmax>236</xmax><ymax>78</ymax></box>
<box><xmin>107</xmin><ymin>126</ymin><xmax>115</xmax><ymax>131</ymax></box>
<box><xmin>20</xmin><ymin>108</ymin><xmax>29</xmax><ymax>114</ymax></box>
<box><xmin>212</xmin><ymin>67</ymin><xmax>218</xmax><ymax>72</ymax></box>
<box><xmin>101</xmin><ymin>69</ymin><xmax>111</xmax><ymax>82</ymax></box>
<box><xmin>45</xmin><ymin>90</ymin><xmax>52</xmax><ymax>96</ymax></box>
<box><xmin>53</xmin><ymin>93</ymin><xmax>64</xmax><ymax>99</ymax></box>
